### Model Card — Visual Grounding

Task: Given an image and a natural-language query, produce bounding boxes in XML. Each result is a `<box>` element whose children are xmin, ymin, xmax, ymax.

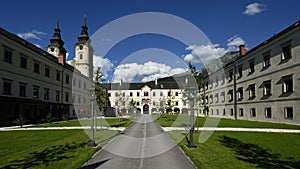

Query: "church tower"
<box><xmin>74</xmin><ymin>16</ymin><xmax>94</xmax><ymax>79</ymax></box>
<box><xmin>47</xmin><ymin>21</ymin><xmax>67</xmax><ymax>64</ymax></box>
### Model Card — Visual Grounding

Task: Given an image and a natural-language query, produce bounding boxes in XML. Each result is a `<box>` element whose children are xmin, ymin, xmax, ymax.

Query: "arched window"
<box><xmin>79</xmin><ymin>54</ymin><xmax>83</xmax><ymax>60</ymax></box>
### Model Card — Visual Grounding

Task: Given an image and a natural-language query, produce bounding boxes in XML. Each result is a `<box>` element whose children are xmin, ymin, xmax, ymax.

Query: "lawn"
<box><xmin>168</xmin><ymin>131</ymin><xmax>300</xmax><ymax>169</ymax></box>
<box><xmin>0</xmin><ymin>129</ymin><xmax>118</xmax><ymax>169</ymax></box>
<box><xmin>155</xmin><ymin>114</ymin><xmax>300</xmax><ymax>129</ymax></box>
<box><xmin>32</xmin><ymin>117</ymin><xmax>133</xmax><ymax>128</ymax></box>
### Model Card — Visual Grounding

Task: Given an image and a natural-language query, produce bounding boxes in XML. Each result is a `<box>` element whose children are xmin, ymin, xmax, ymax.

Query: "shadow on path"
<box><xmin>219</xmin><ymin>136</ymin><xmax>300</xmax><ymax>169</ymax></box>
<box><xmin>1</xmin><ymin>141</ymin><xmax>88</xmax><ymax>169</ymax></box>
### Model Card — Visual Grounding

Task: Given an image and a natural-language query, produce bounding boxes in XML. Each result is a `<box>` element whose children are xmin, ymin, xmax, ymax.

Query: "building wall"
<box><xmin>200</xmin><ymin>23</ymin><xmax>300</xmax><ymax>125</ymax></box>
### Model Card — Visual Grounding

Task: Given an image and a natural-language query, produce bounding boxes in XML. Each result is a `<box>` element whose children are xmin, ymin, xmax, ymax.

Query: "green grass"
<box><xmin>0</xmin><ymin>129</ymin><xmax>118</xmax><ymax>169</ymax></box>
<box><xmin>168</xmin><ymin>131</ymin><xmax>300</xmax><ymax>169</ymax></box>
<box><xmin>32</xmin><ymin>117</ymin><xmax>133</xmax><ymax>128</ymax></box>
<box><xmin>154</xmin><ymin>114</ymin><xmax>300</xmax><ymax>129</ymax></box>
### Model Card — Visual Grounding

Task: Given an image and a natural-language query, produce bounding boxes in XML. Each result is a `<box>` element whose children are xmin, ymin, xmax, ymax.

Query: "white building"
<box><xmin>106</xmin><ymin>76</ymin><xmax>192</xmax><ymax>115</ymax></box>
<box><xmin>0</xmin><ymin>17</ymin><xmax>93</xmax><ymax>125</ymax></box>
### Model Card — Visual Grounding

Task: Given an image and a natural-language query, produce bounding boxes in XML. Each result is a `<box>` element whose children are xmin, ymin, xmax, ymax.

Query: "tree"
<box><xmin>94</xmin><ymin>67</ymin><xmax>108</xmax><ymax>115</ymax></box>
<box><xmin>165</xmin><ymin>90</ymin><xmax>176</xmax><ymax>113</ymax></box>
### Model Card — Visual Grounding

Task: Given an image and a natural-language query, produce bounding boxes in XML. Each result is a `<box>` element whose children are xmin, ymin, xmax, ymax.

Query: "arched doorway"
<box><xmin>143</xmin><ymin>104</ymin><xmax>149</xmax><ymax>114</ymax></box>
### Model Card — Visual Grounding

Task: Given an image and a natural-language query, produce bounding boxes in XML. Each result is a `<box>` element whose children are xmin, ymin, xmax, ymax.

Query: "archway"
<box><xmin>143</xmin><ymin>104</ymin><xmax>149</xmax><ymax>114</ymax></box>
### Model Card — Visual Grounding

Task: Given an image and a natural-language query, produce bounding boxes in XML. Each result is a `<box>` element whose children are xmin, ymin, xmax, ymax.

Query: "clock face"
<box><xmin>79</xmin><ymin>45</ymin><xmax>83</xmax><ymax>50</ymax></box>
<box><xmin>50</xmin><ymin>47</ymin><xmax>54</xmax><ymax>52</ymax></box>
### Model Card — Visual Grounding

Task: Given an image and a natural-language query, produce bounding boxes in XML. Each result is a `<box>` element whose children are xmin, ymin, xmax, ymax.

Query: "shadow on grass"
<box><xmin>219</xmin><ymin>136</ymin><xmax>300</xmax><ymax>169</ymax></box>
<box><xmin>1</xmin><ymin>141</ymin><xmax>89</xmax><ymax>169</ymax></box>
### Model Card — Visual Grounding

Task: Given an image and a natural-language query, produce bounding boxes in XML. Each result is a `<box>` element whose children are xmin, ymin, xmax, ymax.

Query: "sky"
<box><xmin>1</xmin><ymin>0</ymin><xmax>299</xmax><ymax>83</ymax></box>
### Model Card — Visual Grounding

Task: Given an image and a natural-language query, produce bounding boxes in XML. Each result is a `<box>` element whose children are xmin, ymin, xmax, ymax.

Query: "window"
<box><xmin>3</xmin><ymin>49</ymin><xmax>12</xmax><ymax>63</ymax></box>
<box><xmin>175</xmin><ymin>101</ymin><xmax>178</xmax><ymax>106</ymax></box>
<box><xmin>168</xmin><ymin>91</ymin><xmax>171</xmax><ymax>96</ymax></box>
<box><xmin>65</xmin><ymin>92</ymin><xmax>69</xmax><ymax>102</ymax></box>
<box><xmin>215</xmin><ymin>76</ymin><xmax>219</xmax><ymax>86</ymax></box>
<box><xmin>137</xmin><ymin>101</ymin><xmax>140</xmax><ymax>106</ymax></box>
<box><xmin>56</xmin><ymin>71</ymin><xmax>60</xmax><ymax>81</ymax></box>
<box><xmin>175</xmin><ymin>92</ymin><xmax>179</xmax><ymax>96</ymax></box>
<box><xmin>250</xmin><ymin>108</ymin><xmax>256</xmax><ymax>117</ymax></box>
<box><xmin>228</xmin><ymin>70</ymin><xmax>233</xmax><ymax>82</ymax></box>
<box><xmin>215</xmin><ymin>93</ymin><xmax>219</xmax><ymax>103</ymax></box>
<box><xmin>137</xmin><ymin>92</ymin><xmax>140</xmax><ymax>97</ymax></box>
<box><xmin>44</xmin><ymin>89</ymin><xmax>49</xmax><ymax>100</ymax></box>
<box><xmin>210</xmin><ymin>95</ymin><xmax>213</xmax><ymax>103</ymax></box>
<box><xmin>265</xmin><ymin>108</ymin><xmax>271</xmax><ymax>118</ymax></box>
<box><xmin>230</xmin><ymin>109</ymin><xmax>233</xmax><ymax>116</ymax></box>
<box><xmin>45</xmin><ymin>67</ymin><xmax>50</xmax><ymax>77</ymax></box>
<box><xmin>19</xmin><ymin>84</ymin><xmax>26</xmax><ymax>97</ymax></box>
<box><xmin>284</xmin><ymin>107</ymin><xmax>293</xmax><ymax>119</ymax></box>
<box><xmin>249</xmin><ymin>59</ymin><xmax>255</xmax><ymax>74</ymax></box>
<box><xmin>78</xmin><ymin>80</ymin><xmax>81</xmax><ymax>88</ymax></box>
<box><xmin>108</xmin><ymin>92</ymin><xmax>111</xmax><ymax>97</ymax></box>
<box><xmin>221</xmin><ymin>91</ymin><xmax>225</xmax><ymax>102</ymax></box>
<box><xmin>152</xmin><ymin>92</ymin><xmax>155</xmax><ymax>97</ymax></box>
<box><xmin>205</xmin><ymin>82</ymin><xmax>209</xmax><ymax>90</ymax></box>
<box><xmin>238</xmin><ymin>65</ymin><xmax>243</xmax><ymax>78</ymax></box>
<box><xmin>122</xmin><ymin>92</ymin><xmax>125</xmax><ymax>97</ymax></box>
<box><xmin>115</xmin><ymin>92</ymin><xmax>118</xmax><ymax>97</ymax></box>
<box><xmin>237</xmin><ymin>87</ymin><xmax>243</xmax><ymax>100</ymax></box>
<box><xmin>66</xmin><ymin>75</ymin><xmax>70</xmax><ymax>84</ymax></box>
<box><xmin>228</xmin><ymin>89</ymin><xmax>233</xmax><ymax>102</ymax></box>
<box><xmin>79</xmin><ymin>54</ymin><xmax>83</xmax><ymax>60</ymax></box>
<box><xmin>239</xmin><ymin>108</ymin><xmax>244</xmax><ymax>117</ymax></box>
<box><xmin>72</xmin><ymin>94</ymin><xmax>76</xmax><ymax>102</ymax></box>
<box><xmin>263</xmin><ymin>81</ymin><xmax>271</xmax><ymax>96</ymax></box>
<box><xmin>3</xmin><ymin>80</ymin><xmax>12</xmax><ymax>95</ymax></box>
<box><xmin>282</xmin><ymin>76</ymin><xmax>293</xmax><ymax>94</ymax></box>
<box><xmin>282</xmin><ymin>45</ymin><xmax>292</xmax><ymax>61</ymax></box>
<box><xmin>216</xmin><ymin>109</ymin><xmax>219</xmax><ymax>115</ymax></box>
<box><xmin>20</xmin><ymin>56</ymin><xmax>27</xmax><ymax>69</ymax></box>
<box><xmin>153</xmin><ymin>102</ymin><xmax>156</xmax><ymax>106</ymax></box>
<box><xmin>130</xmin><ymin>92</ymin><xmax>133</xmax><ymax>97</ymax></box>
<box><xmin>211</xmin><ymin>109</ymin><xmax>214</xmax><ymax>115</ymax></box>
<box><xmin>144</xmin><ymin>92</ymin><xmax>149</xmax><ymax>97</ymax></box>
<box><xmin>34</xmin><ymin>62</ymin><xmax>40</xmax><ymax>74</ymax></box>
<box><xmin>249</xmin><ymin>84</ymin><xmax>256</xmax><ymax>98</ymax></box>
<box><xmin>33</xmin><ymin>86</ymin><xmax>39</xmax><ymax>98</ymax></box>
<box><xmin>84</xmin><ymin>83</ymin><xmax>86</xmax><ymax>89</ymax></box>
<box><xmin>160</xmin><ymin>92</ymin><xmax>163</xmax><ymax>96</ymax></box>
<box><xmin>55</xmin><ymin>91</ymin><xmax>60</xmax><ymax>101</ymax></box>
<box><xmin>263</xmin><ymin>54</ymin><xmax>270</xmax><ymax>68</ymax></box>
<box><xmin>223</xmin><ymin>108</ymin><xmax>226</xmax><ymax>116</ymax></box>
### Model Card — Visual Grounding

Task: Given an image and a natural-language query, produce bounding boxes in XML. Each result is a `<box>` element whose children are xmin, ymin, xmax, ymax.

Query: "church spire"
<box><xmin>77</xmin><ymin>15</ymin><xmax>89</xmax><ymax>44</ymax></box>
<box><xmin>49</xmin><ymin>20</ymin><xmax>65</xmax><ymax>47</ymax></box>
<box><xmin>47</xmin><ymin>20</ymin><xmax>67</xmax><ymax>64</ymax></box>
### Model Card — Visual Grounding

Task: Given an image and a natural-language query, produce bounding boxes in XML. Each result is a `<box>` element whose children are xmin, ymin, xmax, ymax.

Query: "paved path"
<box><xmin>81</xmin><ymin>115</ymin><xmax>196</xmax><ymax>169</ymax></box>
<box><xmin>2</xmin><ymin>126</ymin><xmax>300</xmax><ymax>133</ymax></box>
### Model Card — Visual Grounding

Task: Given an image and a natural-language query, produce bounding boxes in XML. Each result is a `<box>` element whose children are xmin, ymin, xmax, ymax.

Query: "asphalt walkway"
<box><xmin>81</xmin><ymin>115</ymin><xmax>196</xmax><ymax>169</ymax></box>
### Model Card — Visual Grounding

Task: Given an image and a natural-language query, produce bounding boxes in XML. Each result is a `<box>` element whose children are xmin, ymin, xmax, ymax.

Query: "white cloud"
<box><xmin>183</xmin><ymin>44</ymin><xmax>227</xmax><ymax>64</ymax></box>
<box><xmin>93</xmin><ymin>55</ymin><xmax>114</xmax><ymax>80</ymax></box>
<box><xmin>17</xmin><ymin>30</ymin><xmax>47</xmax><ymax>40</ymax></box>
<box><xmin>243</xmin><ymin>3</ymin><xmax>266</xmax><ymax>16</ymax></box>
<box><xmin>113</xmin><ymin>61</ymin><xmax>187</xmax><ymax>83</ymax></box>
<box><xmin>34</xmin><ymin>44</ymin><xmax>41</xmax><ymax>48</ymax></box>
<box><xmin>227</xmin><ymin>35</ymin><xmax>245</xmax><ymax>51</ymax></box>
<box><xmin>183</xmin><ymin>35</ymin><xmax>246</xmax><ymax>64</ymax></box>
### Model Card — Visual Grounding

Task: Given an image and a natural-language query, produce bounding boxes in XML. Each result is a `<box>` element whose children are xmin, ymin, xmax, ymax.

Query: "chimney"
<box><xmin>58</xmin><ymin>54</ymin><xmax>66</xmax><ymax>65</ymax></box>
<box><xmin>155</xmin><ymin>78</ymin><xmax>158</xmax><ymax>85</ymax></box>
<box><xmin>119</xmin><ymin>79</ymin><xmax>123</xmax><ymax>86</ymax></box>
<box><xmin>239</xmin><ymin>45</ymin><xmax>246</xmax><ymax>57</ymax></box>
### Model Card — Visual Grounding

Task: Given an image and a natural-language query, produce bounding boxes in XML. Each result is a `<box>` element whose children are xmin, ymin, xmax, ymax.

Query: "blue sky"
<box><xmin>1</xmin><ymin>0</ymin><xmax>299</xmax><ymax>82</ymax></box>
